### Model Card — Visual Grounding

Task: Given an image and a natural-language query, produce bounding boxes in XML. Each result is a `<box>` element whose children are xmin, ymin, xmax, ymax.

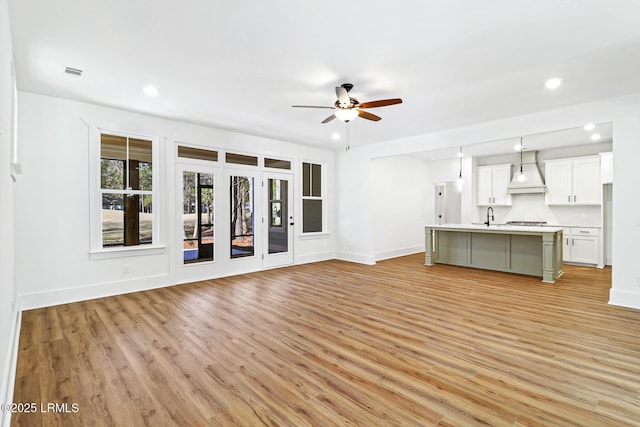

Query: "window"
<box><xmin>302</xmin><ymin>162</ymin><xmax>323</xmax><ymax>233</ymax></box>
<box><xmin>264</xmin><ymin>157</ymin><xmax>291</xmax><ymax>170</ymax></box>
<box><xmin>100</xmin><ymin>133</ymin><xmax>155</xmax><ymax>248</ymax></box>
<box><xmin>226</xmin><ymin>152</ymin><xmax>258</xmax><ymax>166</ymax></box>
<box><xmin>178</xmin><ymin>146</ymin><xmax>218</xmax><ymax>162</ymax></box>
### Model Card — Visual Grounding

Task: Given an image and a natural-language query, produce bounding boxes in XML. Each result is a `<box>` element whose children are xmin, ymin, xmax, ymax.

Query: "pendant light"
<box><xmin>516</xmin><ymin>137</ymin><xmax>526</xmax><ymax>182</ymax></box>
<box><xmin>456</xmin><ymin>146</ymin><xmax>464</xmax><ymax>191</ymax></box>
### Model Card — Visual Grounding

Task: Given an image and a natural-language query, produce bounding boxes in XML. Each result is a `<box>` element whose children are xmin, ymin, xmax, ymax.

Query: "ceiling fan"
<box><xmin>292</xmin><ymin>83</ymin><xmax>402</xmax><ymax>123</ymax></box>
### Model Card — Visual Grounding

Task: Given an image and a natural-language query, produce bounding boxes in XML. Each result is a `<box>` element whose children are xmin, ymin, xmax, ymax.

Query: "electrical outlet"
<box><xmin>123</xmin><ymin>264</ymin><xmax>129</xmax><ymax>274</ymax></box>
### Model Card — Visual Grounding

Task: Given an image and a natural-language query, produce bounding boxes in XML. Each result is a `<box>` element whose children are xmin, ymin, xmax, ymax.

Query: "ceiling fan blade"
<box><xmin>321</xmin><ymin>114</ymin><xmax>336</xmax><ymax>124</ymax></box>
<box><xmin>335</xmin><ymin>86</ymin><xmax>351</xmax><ymax>107</ymax></box>
<box><xmin>358</xmin><ymin>98</ymin><xmax>403</xmax><ymax>109</ymax></box>
<box><xmin>357</xmin><ymin>110</ymin><xmax>382</xmax><ymax>121</ymax></box>
<box><xmin>292</xmin><ymin>105</ymin><xmax>335</xmax><ymax>109</ymax></box>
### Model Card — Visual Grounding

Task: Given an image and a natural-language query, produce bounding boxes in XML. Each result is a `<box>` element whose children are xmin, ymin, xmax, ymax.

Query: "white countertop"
<box><xmin>544</xmin><ymin>224</ymin><xmax>601</xmax><ymax>229</ymax></box>
<box><xmin>426</xmin><ymin>223</ymin><xmax>564</xmax><ymax>233</ymax></box>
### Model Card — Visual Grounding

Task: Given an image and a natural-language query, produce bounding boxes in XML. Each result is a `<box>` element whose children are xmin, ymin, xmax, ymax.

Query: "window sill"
<box><xmin>89</xmin><ymin>245</ymin><xmax>166</xmax><ymax>260</ymax></box>
<box><xmin>299</xmin><ymin>232</ymin><xmax>330</xmax><ymax>240</ymax></box>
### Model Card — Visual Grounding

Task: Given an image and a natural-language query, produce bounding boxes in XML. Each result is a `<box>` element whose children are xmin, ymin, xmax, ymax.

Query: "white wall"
<box><xmin>0</xmin><ymin>0</ymin><xmax>19</xmax><ymax>421</ymax></box>
<box><xmin>372</xmin><ymin>155</ymin><xmax>428</xmax><ymax>260</ymax></box>
<box><xmin>15</xmin><ymin>91</ymin><xmax>335</xmax><ymax>309</ymax></box>
<box><xmin>335</xmin><ymin>93</ymin><xmax>640</xmax><ymax>310</ymax></box>
<box><xmin>423</xmin><ymin>156</ymin><xmax>473</xmax><ymax>224</ymax></box>
<box><xmin>334</xmin><ymin>148</ymin><xmax>376</xmax><ymax>264</ymax></box>
<box><xmin>610</xmin><ymin>111</ymin><xmax>640</xmax><ymax>308</ymax></box>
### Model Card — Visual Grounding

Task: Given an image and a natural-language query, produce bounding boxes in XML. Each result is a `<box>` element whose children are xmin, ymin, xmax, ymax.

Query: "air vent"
<box><xmin>64</xmin><ymin>67</ymin><xmax>83</xmax><ymax>77</ymax></box>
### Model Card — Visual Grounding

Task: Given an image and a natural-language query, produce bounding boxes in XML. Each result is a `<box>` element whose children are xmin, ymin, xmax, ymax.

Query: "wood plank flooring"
<box><xmin>11</xmin><ymin>254</ymin><xmax>640</xmax><ymax>426</ymax></box>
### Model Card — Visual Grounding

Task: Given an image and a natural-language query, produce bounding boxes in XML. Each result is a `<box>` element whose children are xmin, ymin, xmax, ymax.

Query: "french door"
<box><xmin>262</xmin><ymin>172</ymin><xmax>294</xmax><ymax>268</ymax></box>
<box><xmin>177</xmin><ymin>164</ymin><xmax>293</xmax><ymax>273</ymax></box>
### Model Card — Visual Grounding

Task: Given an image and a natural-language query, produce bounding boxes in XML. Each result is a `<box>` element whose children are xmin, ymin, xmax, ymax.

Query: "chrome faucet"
<box><xmin>484</xmin><ymin>207</ymin><xmax>494</xmax><ymax>226</ymax></box>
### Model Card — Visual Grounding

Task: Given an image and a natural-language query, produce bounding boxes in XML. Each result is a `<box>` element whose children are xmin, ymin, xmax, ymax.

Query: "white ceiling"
<box><xmin>7</xmin><ymin>1</ymin><xmax>640</xmax><ymax>151</ymax></box>
<box><xmin>414</xmin><ymin>122</ymin><xmax>613</xmax><ymax>160</ymax></box>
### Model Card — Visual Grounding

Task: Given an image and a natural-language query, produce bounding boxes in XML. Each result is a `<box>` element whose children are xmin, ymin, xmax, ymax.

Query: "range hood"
<box><xmin>507</xmin><ymin>150</ymin><xmax>547</xmax><ymax>194</ymax></box>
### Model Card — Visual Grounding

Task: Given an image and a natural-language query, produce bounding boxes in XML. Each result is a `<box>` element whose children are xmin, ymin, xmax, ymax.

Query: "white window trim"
<box><xmin>300</xmin><ymin>160</ymin><xmax>327</xmax><ymax>235</ymax></box>
<box><xmin>89</xmin><ymin>126</ymin><xmax>163</xmax><ymax>258</ymax></box>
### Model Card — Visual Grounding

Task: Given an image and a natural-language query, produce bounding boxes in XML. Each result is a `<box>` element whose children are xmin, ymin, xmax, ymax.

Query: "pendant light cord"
<box><xmin>519</xmin><ymin>137</ymin><xmax>524</xmax><ymax>172</ymax></box>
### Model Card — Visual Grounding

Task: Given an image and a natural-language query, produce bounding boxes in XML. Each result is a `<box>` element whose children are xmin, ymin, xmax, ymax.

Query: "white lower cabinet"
<box><xmin>562</xmin><ymin>227</ymin><xmax>599</xmax><ymax>265</ymax></box>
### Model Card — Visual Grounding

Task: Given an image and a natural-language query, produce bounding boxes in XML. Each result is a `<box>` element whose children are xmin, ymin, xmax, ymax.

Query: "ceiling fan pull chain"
<box><xmin>345</xmin><ymin>122</ymin><xmax>350</xmax><ymax>151</ymax></box>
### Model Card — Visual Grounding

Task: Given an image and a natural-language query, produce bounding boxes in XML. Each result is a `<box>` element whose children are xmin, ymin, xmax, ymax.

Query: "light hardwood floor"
<box><xmin>11</xmin><ymin>255</ymin><xmax>640</xmax><ymax>426</ymax></box>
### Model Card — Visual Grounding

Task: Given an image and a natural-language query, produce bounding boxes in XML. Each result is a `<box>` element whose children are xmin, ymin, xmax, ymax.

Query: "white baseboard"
<box><xmin>18</xmin><ymin>273</ymin><xmax>171</xmax><ymax>310</ymax></box>
<box><xmin>609</xmin><ymin>289</ymin><xmax>640</xmax><ymax>310</ymax></box>
<box><xmin>294</xmin><ymin>251</ymin><xmax>334</xmax><ymax>265</ymax></box>
<box><xmin>375</xmin><ymin>246</ymin><xmax>424</xmax><ymax>262</ymax></box>
<box><xmin>1</xmin><ymin>306</ymin><xmax>21</xmax><ymax>427</ymax></box>
<box><xmin>334</xmin><ymin>251</ymin><xmax>376</xmax><ymax>265</ymax></box>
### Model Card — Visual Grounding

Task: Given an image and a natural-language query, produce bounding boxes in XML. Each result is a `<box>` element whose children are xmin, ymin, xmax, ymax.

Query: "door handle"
<box><xmin>290</xmin><ymin>222</ymin><xmax>294</xmax><ymax>226</ymax></box>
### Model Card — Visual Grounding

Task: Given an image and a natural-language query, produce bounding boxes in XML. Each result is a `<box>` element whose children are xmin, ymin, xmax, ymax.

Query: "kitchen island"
<box><xmin>425</xmin><ymin>224</ymin><xmax>563</xmax><ymax>283</ymax></box>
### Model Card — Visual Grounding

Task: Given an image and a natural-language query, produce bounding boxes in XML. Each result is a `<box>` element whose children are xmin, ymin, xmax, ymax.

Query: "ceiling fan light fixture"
<box><xmin>292</xmin><ymin>83</ymin><xmax>401</xmax><ymax>123</ymax></box>
<box><xmin>334</xmin><ymin>109</ymin><xmax>358</xmax><ymax>122</ymax></box>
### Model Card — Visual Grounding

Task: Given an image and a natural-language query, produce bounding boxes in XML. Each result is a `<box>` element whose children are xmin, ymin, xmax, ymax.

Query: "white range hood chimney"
<box><xmin>507</xmin><ymin>150</ymin><xmax>547</xmax><ymax>194</ymax></box>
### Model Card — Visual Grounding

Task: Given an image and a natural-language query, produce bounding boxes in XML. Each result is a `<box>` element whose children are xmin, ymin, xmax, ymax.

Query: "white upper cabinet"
<box><xmin>545</xmin><ymin>156</ymin><xmax>601</xmax><ymax>205</ymax></box>
<box><xmin>600</xmin><ymin>152</ymin><xmax>613</xmax><ymax>184</ymax></box>
<box><xmin>477</xmin><ymin>164</ymin><xmax>512</xmax><ymax>206</ymax></box>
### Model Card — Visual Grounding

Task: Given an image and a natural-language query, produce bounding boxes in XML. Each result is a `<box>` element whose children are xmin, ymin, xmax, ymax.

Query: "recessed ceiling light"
<box><xmin>143</xmin><ymin>85</ymin><xmax>159</xmax><ymax>96</ymax></box>
<box><xmin>584</xmin><ymin>123</ymin><xmax>595</xmax><ymax>131</ymax></box>
<box><xmin>331</xmin><ymin>132</ymin><xmax>340</xmax><ymax>140</ymax></box>
<box><xmin>514</xmin><ymin>143</ymin><xmax>523</xmax><ymax>151</ymax></box>
<box><xmin>591</xmin><ymin>133</ymin><xmax>601</xmax><ymax>141</ymax></box>
<box><xmin>544</xmin><ymin>78</ymin><xmax>563</xmax><ymax>90</ymax></box>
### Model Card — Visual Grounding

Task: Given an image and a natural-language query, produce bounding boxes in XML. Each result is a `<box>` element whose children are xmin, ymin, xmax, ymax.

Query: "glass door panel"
<box><xmin>268</xmin><ymin>178</ymin><xmax>288</xmax><ymax>254</ymax></box>
<box><xmin>183</xmin><ymin>171</ymin><xmax>214</xmax><ymax>263</ymax></box>
<box><xmin>230</xmin><ymin>175</ymin><xmax>255</xmax><ymax>258</ymax></box>
<box><xmin>263</xmin><ymin>172</ymin><xmax>293</xmax><ymax>268</ymax></box>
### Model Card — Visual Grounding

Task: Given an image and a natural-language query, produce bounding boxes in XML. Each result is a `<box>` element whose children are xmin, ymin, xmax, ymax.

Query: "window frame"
<box><xmin>301</xmin><ymin>160</ymin><xmax>326</xmax><ymax>235</ymax></box>
<box><xmin>89</xmin><ymin>127</ymin><xmax>162</xmax><ymax>258</ymax></box>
